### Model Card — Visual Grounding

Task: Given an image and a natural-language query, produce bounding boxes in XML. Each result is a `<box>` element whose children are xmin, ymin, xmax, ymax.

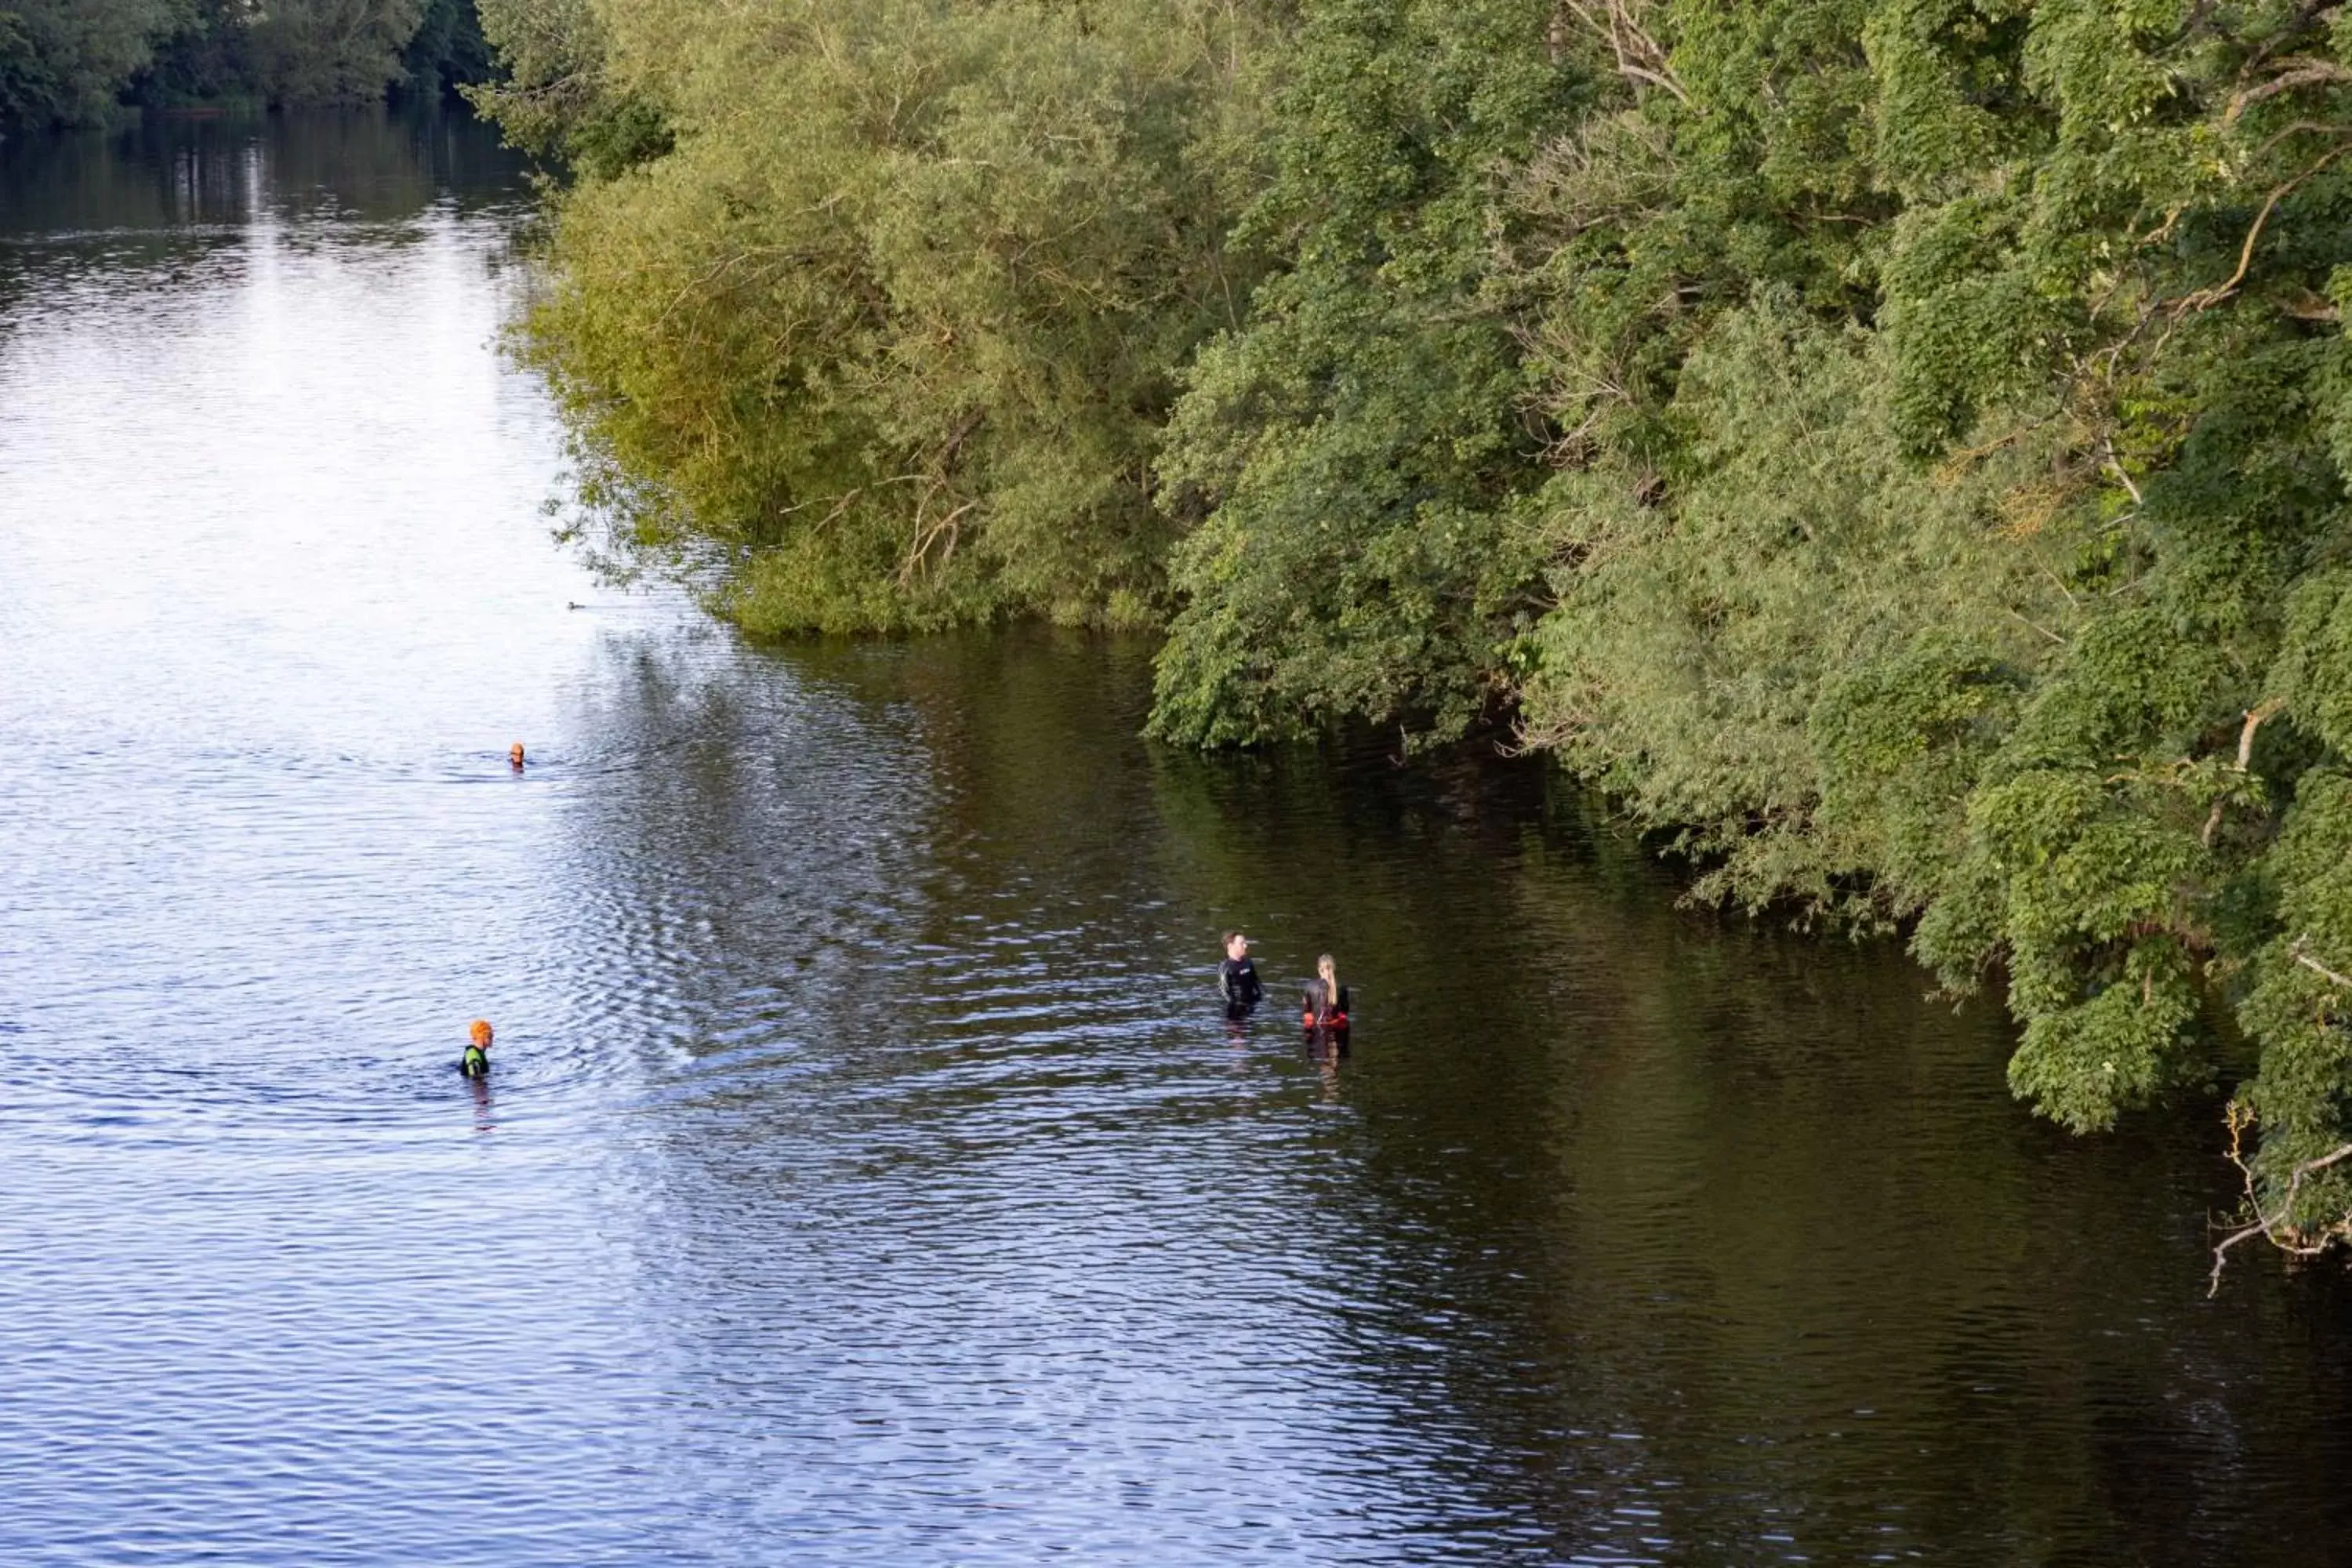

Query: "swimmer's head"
<box><xmin>470</xmin><ymin>1018</ymin><xmax>493</xmax><ymax>1048</ymax></box>
<box><xmin>509</xmin><ymin>742</ymin><xmax>525</xmax><ymax>768</ymax></box>
<box><xmin>1224</xmin><ymin>931</ymin><xmax>1249</xmax><ymax>960</ymax></box>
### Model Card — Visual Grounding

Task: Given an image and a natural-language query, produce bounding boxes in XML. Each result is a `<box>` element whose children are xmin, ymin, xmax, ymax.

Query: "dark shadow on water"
<box><xmin>545</xmin><ymin>624</ymin><xmax>2352</xmax><ymax>1563</ymax></box>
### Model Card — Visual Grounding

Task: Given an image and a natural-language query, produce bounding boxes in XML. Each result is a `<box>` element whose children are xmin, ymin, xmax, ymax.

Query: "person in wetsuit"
<box><xmin>1302</xmin><ymin>953</ymin><xmax>1350</xmax><ymax>1031</ymax></box>
<box><xmin>461</xmin><ymin>1018</ymin><xmax>494</xmax><ymax>1077</ymax></box>
<box><xmin>1218</xmin><ymin>931</ymin><xmax>1263</xmax><ymax>1017</ymax></box>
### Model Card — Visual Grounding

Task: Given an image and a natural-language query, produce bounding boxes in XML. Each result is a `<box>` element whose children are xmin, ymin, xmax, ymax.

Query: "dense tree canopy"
<box><xmin>481</xmin><ymin>0</ymin><xmax>2352</xmax><ymax>1265</ymax></box>
<box><xmin>1144</xmin><ymin>0</ymin><xmax>1576</xmax><ymax>746</ymax></box>
<box><xmin>0</xmin><ymin>0</ymin><xmax>174</xmax><ymax>127</ymax></box>
<box><xmin>477</xmin><ymin>0</ymin><xmax>1276</xmax><ymax>634</ymax></box>
<box><xmin>1507</xmin><ymin>0</ymin><xmax>2352</xmax><ymax>1254</ymax></box>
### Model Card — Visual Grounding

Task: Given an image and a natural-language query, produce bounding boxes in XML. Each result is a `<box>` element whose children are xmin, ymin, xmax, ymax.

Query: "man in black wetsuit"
<box><xmin>1218</xmin><ymin>931</ymin><xmax>1263</xmax><ymax>1017</ymax></box>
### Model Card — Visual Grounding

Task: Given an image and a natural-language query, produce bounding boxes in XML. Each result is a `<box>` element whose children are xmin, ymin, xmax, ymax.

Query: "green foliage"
<box><xmin>0</xmin><ymin>0</ymin><xmax>173</xmax><ymax>128</ymax></box>
<box><xmin>1526</xmin><ymin>299</ymin><xmax>2067</xmax><ymax>924</ymax></box>
<box><xmin>481</xmin><ymin>0</ymin><xmax>1273</xmax><ymax>635</ymax></box>
<box><xmin>245</xmin><ymin>0</ymin><xmax>430</xmax><ymax>105</ymax></box>
<box><xmin>1510</xmin><ymin>0</ymin><xmax>2352</xmax><ymax>1192</ymax></box>
<box><xmin>2270</xmin><ymin>568</ymin><xmax>2352</xmax><ymax>757</ymax></box>
<box><xmin>131</xmin><ymin>0</ymin><xmax>260</xmax><ymax>107</ymax></box>
<box><xmin>0</xmin><ymin>0</ymin><xmax>484</xmax><ymax>124</ymax></box>
<box><xmin>2237</xmin><ymin>771</ymin><xmax>2352</xmax><ymax>1202</ymax></box>
<box><xmin>401</xmin><ymin>0</ymin><xmax>492</xmax><ymax>100</ymax></box>
<box><xmin>1145</xmin><ymin>0</ymin><xmax>1576</xmax><ymax>746</ymax></box>
<box><xmin>464</xmin><ymin>0</ymin><xmax>631</xmax><ymax>164</ymax></box>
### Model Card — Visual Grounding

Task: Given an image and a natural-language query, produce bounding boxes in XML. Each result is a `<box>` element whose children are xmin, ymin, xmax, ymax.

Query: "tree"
<box><xmin>1145</xmin><ymin>0</ymin><xmax>1579</xmax><ymax>746</ymax></box>
<box><xmin>1511</xmin><ymin>0</ymin><xmax>2352</xmax><ymax>1250</ymax></box>
<box><xmin>400</xmin><ymin>0</ymin><xmax>492</xmax><ymax>100</ymax></box>
<box><xmin>478</xmin><ymin>0</ymin><xmax>2352</xmax><ymax>1262</ymax></box>
<box><xmin>477</xmin><ymin>0</ymin><xmax>1276</xmax><ymax>634</ymax></box>
<box><xmin>247</xmin><ymin>0</ymin><xmax>430</xmax><ymax>105</ymax></box>
<box><xmin>0</xmin><ymin>0</ymin><xmax>174</xmax><ymax>129</ymax></box>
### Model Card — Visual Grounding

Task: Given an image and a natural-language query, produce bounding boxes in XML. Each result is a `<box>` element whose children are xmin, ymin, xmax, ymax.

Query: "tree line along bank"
<box><xmin>0</xmin><ymin>0</ymin><xmax>491</xmax><ymax>128</ymax></box>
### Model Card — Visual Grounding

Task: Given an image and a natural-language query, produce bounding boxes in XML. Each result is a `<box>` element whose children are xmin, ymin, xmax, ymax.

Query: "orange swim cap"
<box><xmin>470</xmin><ymin>1019</ymin><xmax>493</xmax><ymax>1047</ymax></box>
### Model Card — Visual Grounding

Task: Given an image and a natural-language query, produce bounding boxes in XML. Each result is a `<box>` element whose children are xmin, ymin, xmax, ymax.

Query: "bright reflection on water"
<box><xmin>5</xmin><ymin>109</ymin><xmax>2352</xmax><ymax>1566</ymax></box>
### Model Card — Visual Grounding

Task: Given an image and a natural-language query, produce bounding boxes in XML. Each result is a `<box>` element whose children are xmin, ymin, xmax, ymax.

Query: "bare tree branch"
<box><xmin>1557</xmin><ymin>0</ymin><xmax>1693</xmax><ymax>107</ymax></box>
<box><xmin>2225</xmin><ymin>57</ymin><xmax>2352</xmax><ymax>123</ymax></box>
<box><xmin>2211</xmin><ymin>1131</ymin><xmax>2352</xmax><ymax>1297</ymax></box>
<box><xmin>2289</xmin><ymin>935</ymin><xmax>2352</xmax><ymax>992</ymax></box>
<box><xmin>2237</xmin><ymin>699</ymin><xmax>2285</xmax><ymax>771</ymax></box>
<box><xmin>2173</xmin><ymin>139</ymin><xmax>2352</xmax><ymax>314</ymax></box>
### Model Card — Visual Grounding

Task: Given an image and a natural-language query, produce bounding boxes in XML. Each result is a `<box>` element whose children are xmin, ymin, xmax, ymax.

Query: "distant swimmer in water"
<box><xmin>509</xmin><ymin>742</ymin><xmax>526</xmax><ymax>771</ymax></box>
<box><xmin>1301</xmin><ymin>953</ymin><xmax>1350</xmax><ymax>1032</ymax></box>
<box><xmin>1218</xmin><ymin>931</ymin><xmax>1262</xmax><ymax>1018</ymax></box>
<box><xmin>461</xmin><ymin>1018</ymin><xmax>493</xmax><ymax>1077</ymax></box>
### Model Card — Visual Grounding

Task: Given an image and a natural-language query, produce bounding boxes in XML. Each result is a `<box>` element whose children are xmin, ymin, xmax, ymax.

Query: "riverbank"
<box><xmin>0</xmin><ymin>0</ymin><xmax>489</xmax><ymax>136</ymax></box>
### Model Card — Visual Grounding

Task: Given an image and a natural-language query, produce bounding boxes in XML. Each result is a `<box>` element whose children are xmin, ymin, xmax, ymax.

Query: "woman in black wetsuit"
<box><xmin>1301</xmin><ymin>953</ymin><xmax>1350</xmax><ymax>1030</ymax></box>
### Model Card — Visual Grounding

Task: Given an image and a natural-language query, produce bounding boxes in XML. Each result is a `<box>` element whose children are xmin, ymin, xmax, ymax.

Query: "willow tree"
<box><xmin>243</xmin><ymin>0</ymin><xmax>431</xmax><ymax>102</ymax></box>
<box><xmin>477</xmin><ymin>0</ymin><xmax>1276</xmax><ymax>633</ymax></box>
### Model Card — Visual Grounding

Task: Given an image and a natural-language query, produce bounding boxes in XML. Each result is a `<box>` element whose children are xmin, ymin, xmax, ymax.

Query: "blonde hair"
<box><xmin>1316</xmin><ymin>954</ymin><xmax>1338</xmax><ymax>1009</ymax></box>
<box><xmin>469</xmin><ymin>1019</ymin><xmax>494</xmax><ymax>1047</ymax></box>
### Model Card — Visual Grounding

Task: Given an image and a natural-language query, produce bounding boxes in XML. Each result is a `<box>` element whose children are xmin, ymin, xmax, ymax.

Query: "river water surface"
<box><xmin>5</xmin><ymin>110</ymin><xmax>2352</xmax><ymax>1566</ymax></box>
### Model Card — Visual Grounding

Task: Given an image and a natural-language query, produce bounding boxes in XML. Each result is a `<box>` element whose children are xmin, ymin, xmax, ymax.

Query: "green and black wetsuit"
<box><xmin>460</xmin><ymin>1044</ymin><xmax>490</xmax><ymax>1078</ymax></box>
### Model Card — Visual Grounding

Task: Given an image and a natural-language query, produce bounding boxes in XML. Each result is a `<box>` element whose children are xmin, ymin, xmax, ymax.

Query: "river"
<box><xmin>3</xmin><ymin>107</ymin><xmax>2350</xmax><ymax>1566</ymax></box>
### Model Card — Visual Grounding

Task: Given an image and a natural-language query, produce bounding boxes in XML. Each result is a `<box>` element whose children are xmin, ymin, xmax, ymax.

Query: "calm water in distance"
<box><xmin>4</xmin><ymin>108</ymin><xmax>2352</xmax><ymax>1566</ymax></box>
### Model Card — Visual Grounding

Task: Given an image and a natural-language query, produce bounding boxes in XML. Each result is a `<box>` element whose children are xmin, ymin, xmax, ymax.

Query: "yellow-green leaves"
<box><xmin>485</xmin><ymin>0</ymin><xmax>1274</xmax><ymax>635</ymax></box>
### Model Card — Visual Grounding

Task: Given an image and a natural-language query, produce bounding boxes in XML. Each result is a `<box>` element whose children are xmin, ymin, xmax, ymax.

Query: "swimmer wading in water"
<box><xmin>1302</xmin><ymin>954</ymin><xmax>1349</xmax><ymax>1031</ymax></box>
<box><xmin>1218</xmin><ymin>931</ymin><xmax>1262</xmax><ymax>1016</ymax></box>
<box><xmin>461</xmin><ymin>1018</ymin><xmax>493</xmax><ymax>1077</ymax></box>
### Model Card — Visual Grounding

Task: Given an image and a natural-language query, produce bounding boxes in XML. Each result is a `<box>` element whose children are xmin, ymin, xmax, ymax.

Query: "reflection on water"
<box><xmin>0</xmin><ymin>105</ymin><xmax>527</xmax><ymax>234</ymax></box>
<box><xmin>4</xmin><ymin>107</ymin><xmax>2352</xmax><ymax>1566</ymax></box>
